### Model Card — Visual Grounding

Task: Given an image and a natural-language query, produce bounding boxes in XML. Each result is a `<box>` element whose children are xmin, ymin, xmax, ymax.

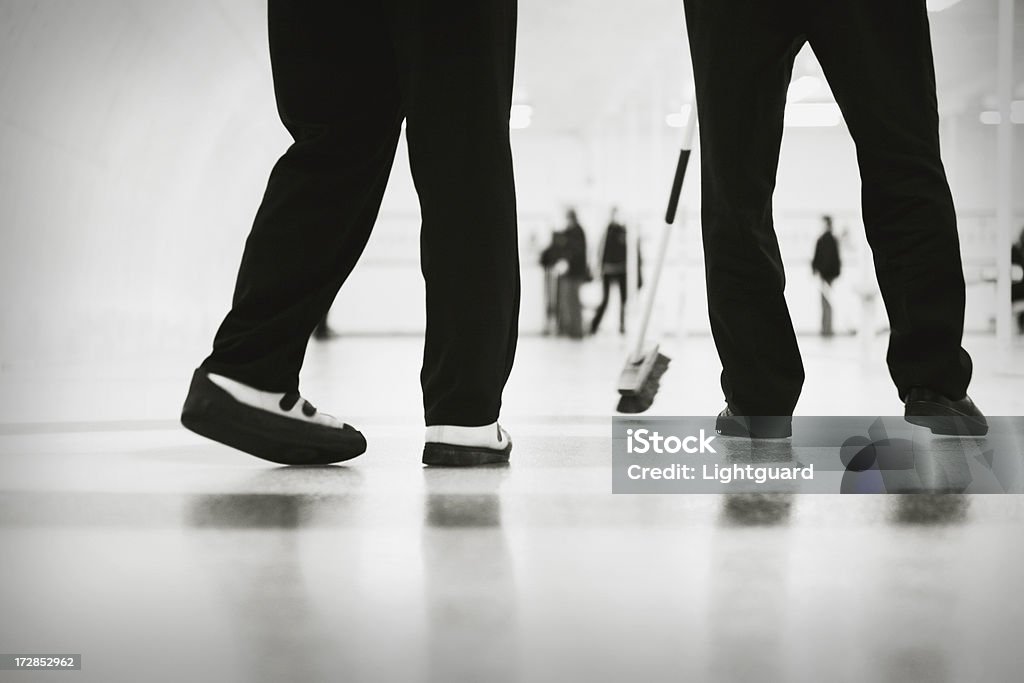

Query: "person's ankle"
<box><xmin>425</xmin><ymin>422</ymin><xmax>508</xmax><ymax>448</ymax></box>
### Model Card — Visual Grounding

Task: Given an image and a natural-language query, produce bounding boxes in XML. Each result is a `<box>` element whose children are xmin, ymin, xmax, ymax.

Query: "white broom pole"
<box><xmin>631</xmin><ymin>108</ymin><xmax>697</xmax><ymax>361</ymax></box>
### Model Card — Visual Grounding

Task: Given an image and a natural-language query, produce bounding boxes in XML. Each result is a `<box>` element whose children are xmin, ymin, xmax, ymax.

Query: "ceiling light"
<box><xmin>979</xmin><ymin>101</ymin><xmax>1024</xmax><ymax>125</ymax></box>
<box><xmin>510</xmin><ymin>104</ymin><xmax>533</xmax><ymax>130</ymax></box>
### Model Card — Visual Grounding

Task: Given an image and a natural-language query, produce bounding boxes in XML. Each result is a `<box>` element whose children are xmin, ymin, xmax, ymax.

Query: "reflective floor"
<box><xmin>1</xmin><ymin>335</ymin><xmax>1023</xmax><ymax>682</ymax></box>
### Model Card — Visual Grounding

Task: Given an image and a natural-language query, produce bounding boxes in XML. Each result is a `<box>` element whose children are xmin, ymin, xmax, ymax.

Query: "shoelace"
<box><xmin>279</xmin><ymin>392</ymin><xmax>317</xmax><ymax>417</ymax></box>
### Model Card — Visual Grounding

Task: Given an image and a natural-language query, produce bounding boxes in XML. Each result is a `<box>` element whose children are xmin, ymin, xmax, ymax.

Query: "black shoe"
<box><xmin>903</xmin><ymin>387</ymin><xmax>988</xmax><ymax>436</ymax></box>
<box><xmin>422</xmin><ymin>426</ymin><xmax>512</xmax><ymax>467</ymax></box>
<box><xmin>181</xmin><ymin>369</ymin><xmax>366</xmax><ymax>465</ymax></box>
<box><xmin>716</xmin><ymin>406</ymin><xmax>792</xmax><ymax>439</ymax></box>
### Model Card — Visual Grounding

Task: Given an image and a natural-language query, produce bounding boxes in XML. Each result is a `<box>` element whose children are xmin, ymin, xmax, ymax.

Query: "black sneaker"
<box><xmin>716</xmin><ymin>407</ymin><xmax>792</xmax><ymax>439</ymax></box>
<box><xmin>181</xmin><ymin>368</ymin><xmax>366</xmax><ymax>465</ymax></box>
<box><xmin>903</xmin><ymin>387</ymin><xmax>988</xmax><ymax>436</ymax></box>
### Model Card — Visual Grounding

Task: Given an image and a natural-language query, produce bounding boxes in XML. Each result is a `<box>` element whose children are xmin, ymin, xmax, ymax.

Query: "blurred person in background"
<box><xmin>590</xmin><ymin>207</ymin><xmax>630</xmax><ymax>335</ymax></box>
<box><xmin>1013</xmin><ymin>226</ymin><xmax>1024</xmax><ymax>334</ymax></box>
<box><xmin>540</xmin><ymin>228</ymin><xmax>568</xmax><ymax>335</ymax></box>
<box><xmin>181</xmin><ymin>1</ymin><xmax>520</xmax><ymax>467</ymax></box>
<box><xmin>539</xmin><ymin>210</ymin><xmax>589</xmax><ymax>339</ymax></box>
<box><xmin>684</xmin><ymin>0</ymin><xmax>986</xmax><ymax>436</ymax></box>
<box><xmin>559</xmin><ymin>209</ymin><xmax>590</xmax><ymax>339</ymax></box>
<box><xmin>811</xmin><ymin>215</ymin><xmax>841</xmax><ymax>337</ymax></box>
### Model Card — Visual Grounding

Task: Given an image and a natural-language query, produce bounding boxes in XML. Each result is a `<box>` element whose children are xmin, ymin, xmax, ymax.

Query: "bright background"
<box><xmin>0</xmin><ymin>0</ymin><xmax>1021</xmax><ymax>365</ymax></box>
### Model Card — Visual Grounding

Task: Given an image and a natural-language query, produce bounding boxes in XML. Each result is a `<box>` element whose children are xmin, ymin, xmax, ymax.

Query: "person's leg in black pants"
<box><xmin>683</xmin><ymin>0</ymin><xmax>983</xmax><ymax>435</ymax></box>
<box><xmin>614</xmin><ymin>272</ymin><xmax>627</xmax><ymax>333</ymax></box>
<box><xmin>393</xmin><ymin>0</ymin><xmax>520</xmax><ymax>428</ymax></box>
<box><xmin>682</xmin><ymin>0</ymin><xmax>806</xmax><ymax>416</ymax></box>
<box><xmin>188</xmin><ymin>0</ymin><xmax>520</xmax><ymax>464</ymax></box>
<box><xmin>591</xmin><ymin>272</ymin><xmax>627</xmax><ymax>334</ymax></box>
<box><xmin>820</xmin><ymin>288</ymin><xmax>833</xmax><ymax>337</ymax></box>
<box><xmin>590</xmin><ymin>274</ymin><xmax>613</xmax><ymax>334</ymax></box>
<box><xmin>1014</xmin><ymin>281</ymin><xmax>1024</xmax><ymax>333</ymax></box>
<box><xmin>806</xmin><ymin>0</ymin><xmax>972</xmax><ymax>401</ymax></box>
<box><xmin>201</xmin><ymin>1</ymin><xmax>403</xmax><ymax>393</ymax></box>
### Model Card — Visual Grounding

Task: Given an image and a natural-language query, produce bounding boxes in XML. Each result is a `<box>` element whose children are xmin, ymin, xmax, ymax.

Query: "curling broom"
<box><xmin>616</xmin><ymin>108</ymin><xmax>696</xmax><ymax>414</ymax></box>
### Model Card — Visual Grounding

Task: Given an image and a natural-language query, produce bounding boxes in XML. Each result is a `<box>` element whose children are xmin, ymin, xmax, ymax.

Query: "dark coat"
<box><xmin>812</xmin><ymin>232</ymin><xmax>841</xmax><ymax>283</ymax></box>
<box><xmin>540</xmin><ymin>224</ymin><xmax>590</xmax><ymax>281</ymax></box>
<box><xmin>563</xmin><ymin>224</ymin><xmax>589</xmax><ymax>280</ymax></box>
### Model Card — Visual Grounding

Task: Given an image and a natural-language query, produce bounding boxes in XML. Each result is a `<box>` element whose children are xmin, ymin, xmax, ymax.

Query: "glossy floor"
<box><xmin>1</xmin><ymin>334</ymin><xmax>1023</xmax><ymax>682</ymax></box>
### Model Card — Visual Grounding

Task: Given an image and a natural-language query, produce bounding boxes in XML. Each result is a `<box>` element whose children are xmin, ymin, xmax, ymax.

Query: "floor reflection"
<box><xmin>890</xmin><ymin>494</ymin><xmax>969</xmax><ymax>526</ymax></box>
<box><xmin>1</xmin><ymin>415</ymin><xmax>1022</xmax><ymax>682</ymax></box>
<box><xmin>720</xmin><ymin>437</ymin><xmax>797</xmax><ymax>465</ymax></box>
<box><xmin>721</xmin><ymin>493</ymin><xmax>794</xmax><ymax>526</ymax></box>
<box><xmin>422</xmin><ymin>467</ymin><xmax>518</xmax><ymax>683</ymax></box>
<box><xmin>188</xmin><ymin>492</ymin><xmax>316</xmax><ymax>528</ymax></box>
<box><xmin>183</xmin><ymin>467</ymin><xmax>370</xmax><ymax>683</ymax></box>
<box><xmin>185</xmin><ymin>467</ymin><xmax>362</xmax><ymax>528</ymax></box>
<box><xmin>866</xmin><ymin>494</ymin><xmax>969</xmax><ymax>683</ymax></box>
<box><xmin>721</xmin><ymin>438</ymin><xmax>797</xmax><ymax>525</ymax></box>
<box><xmin>709</xmin><ymin>491</ymin><xmax>793</xmax><ymax>681</ymax></box>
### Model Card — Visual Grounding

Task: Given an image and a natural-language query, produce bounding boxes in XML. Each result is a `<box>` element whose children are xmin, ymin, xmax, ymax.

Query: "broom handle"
<box><xmin>632</xmin><ymin>110</ymin><xmax>696</xmax><ymax>361</ymax></box>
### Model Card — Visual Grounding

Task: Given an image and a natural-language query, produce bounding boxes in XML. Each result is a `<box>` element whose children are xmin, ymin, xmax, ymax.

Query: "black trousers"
<box><xmin>590</xmin><ymin>273</ymin><xmax>627</xmax><ymax>333</ymax></box>
<box><xmin>683</xmin><ymin>0</ymin><xmax>972</xmax><ymax>414</ymax></box>
<box><xmin>202</xmin><ymin>0</ymin><xmax>520</xmax><ymax>426</ymax></box>
<box><xmin>819</xmin><ymin>287</ymin><xmax>833</xmax><ymax>337</ymax></box>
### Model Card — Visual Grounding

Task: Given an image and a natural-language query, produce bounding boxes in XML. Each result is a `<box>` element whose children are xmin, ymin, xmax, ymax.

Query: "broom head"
<box><xmin>616</xmin><ymin>345</ymin><xmax>671</xmax><ymax>414</ymax></box>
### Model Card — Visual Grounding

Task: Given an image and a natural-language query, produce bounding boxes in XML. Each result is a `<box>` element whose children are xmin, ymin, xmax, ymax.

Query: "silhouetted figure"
<box><xmin>811</xmin><ymin>215</ymin><xmax>841</xmax><ymax>337</ymax></box>
<box><xmin>590</xmin><ymin>207</ymin><xmax>629</xmax><ymax>335</ymax></box>
<box><xmin>540</xmin><ymin>229</ymin><xmax>569</xmax><ymax>335</ymax></box>
<box><xmin>182</xmin><ymin>1</ymin><xmax>520</xmax><ymax>467</ymax></box>
<box><xmin>541</xmin><ymin>210</ymin><xmax>589</xmax><ymax>339</ymax></box>
<box><xmin>684</xmin><ymin>0</ymin><xmax>986</xmax><ymax>435</ymax></box>
<box><xmin>1013</xmin><ymin>226</ymin><xmax>1024</xmax><ymax>334</ymax></box>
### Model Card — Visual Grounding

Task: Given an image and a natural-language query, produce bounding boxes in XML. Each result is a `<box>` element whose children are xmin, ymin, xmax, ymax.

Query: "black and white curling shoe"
<box><xmin>422</xmin><ymin>422</ymin><xmax>512</xmax><ymax>467</ymax></box>
<box><xmin>181</xmin><ymin>368</ymin><xmax>366</xmax><ymax>465</ymax></box>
